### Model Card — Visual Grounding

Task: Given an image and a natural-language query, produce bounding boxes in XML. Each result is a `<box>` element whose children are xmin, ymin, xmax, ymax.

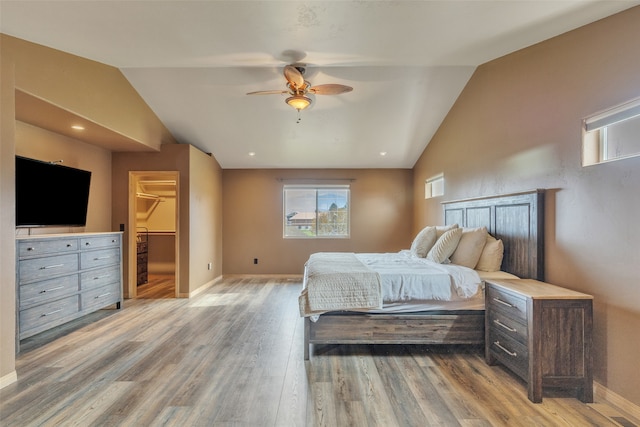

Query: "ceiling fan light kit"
<box><xmin>248</xmin><ymin>64</ymin><xmax>353</xmax><ymax>117</ymax></box>
<box><xmin>285</xmin><ymin>94</ymin><xmax>312</xmax><ymax>111</ymax></box>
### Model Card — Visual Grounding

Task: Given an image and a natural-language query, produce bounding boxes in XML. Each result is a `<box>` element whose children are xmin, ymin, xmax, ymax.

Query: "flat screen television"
<box><xmin>16</xmin><ymin>156</ymin><xmax>92</xmax><ymax>228</ymax></box>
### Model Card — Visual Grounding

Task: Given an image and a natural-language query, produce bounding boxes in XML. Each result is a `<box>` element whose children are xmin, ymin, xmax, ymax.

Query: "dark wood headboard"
<box><xmin>442</xmin><ymin>189</ymin><xmax>545</xmax><ymax>281</ymax></box>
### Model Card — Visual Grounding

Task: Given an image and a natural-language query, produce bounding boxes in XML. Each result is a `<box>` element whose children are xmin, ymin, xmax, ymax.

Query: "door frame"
<box><xmin>127</xmin><ymin>171</ymin><xmax>180</xmax><ymax>298</ymax></box>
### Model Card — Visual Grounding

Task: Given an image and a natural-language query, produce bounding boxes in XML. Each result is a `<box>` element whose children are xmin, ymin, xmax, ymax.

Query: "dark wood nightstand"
<box><xmin>485</xmin><ymin>279</ymin><xmax>593</xmax><ymax>403</ymax></box>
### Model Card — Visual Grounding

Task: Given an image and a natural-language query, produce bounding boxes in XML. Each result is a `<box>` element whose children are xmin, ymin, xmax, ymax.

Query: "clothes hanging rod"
<box><xmin>136</xmin><ymin>192</ymin><xmax>160</xmax><ymax>199</ymax></box>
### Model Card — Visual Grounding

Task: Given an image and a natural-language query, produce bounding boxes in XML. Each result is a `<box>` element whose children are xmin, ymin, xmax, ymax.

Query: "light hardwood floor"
<box><xmin>1</xmin><ymin>276</ymin><xmax>637</xmax><ymax>426</ymax></box>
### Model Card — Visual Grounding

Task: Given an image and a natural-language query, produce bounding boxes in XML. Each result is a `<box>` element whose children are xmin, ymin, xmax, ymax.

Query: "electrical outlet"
<box><xmin>253</xmin><ymin>258</ymin><xmax>258</xmax><ymax>265</ymax></box>
<box><xmin>207</xmin><ymin>262</ymin><xmax>212</xmax><ymax>270</ymax></box>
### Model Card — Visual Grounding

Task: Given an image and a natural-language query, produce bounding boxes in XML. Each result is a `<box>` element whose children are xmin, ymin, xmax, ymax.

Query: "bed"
<box><xmin>301</xmin><ymin>189</ymin><xmax>545</xmax><ymax>360</ymax></box>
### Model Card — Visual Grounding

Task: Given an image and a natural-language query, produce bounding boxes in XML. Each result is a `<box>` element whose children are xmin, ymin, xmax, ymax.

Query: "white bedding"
<box><xmin>355</xmin><ymin>250</ymin><xmax>483</xmax><ymax>303</ymax></box>
<box><xmin>300</xmin><ymin>250</ymin><xmax>486</xmax><ymax>317</ymax></box>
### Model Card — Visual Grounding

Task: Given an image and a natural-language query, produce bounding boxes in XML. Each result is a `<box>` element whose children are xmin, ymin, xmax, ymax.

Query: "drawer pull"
<box><xmin>93</xmin><ymin>256</ymin><xmax>113</xmax><ymax>260</ymax></box>
<box><xmin>112</xmin><ymin>239</ymin><xmax>117</xmax><ymax>243</ymax></box>
<box><xmin>41</xmin><ymin>309</ymin><xmax>63</xmax><ymax>317</ymax></box>
<box><xmin>39</xmin><ymin>286</ymin><xmax>65</xmax><ymax>294</ymax></box>
<box><xmin>40</xmin><ymin>264</ymin><xmax>64</xmax><ymax>270</ymax></box>
<box><xmin>93</xmin><ymin>275</ymin><xmax>110</xmax><ymax>280</ymax></box>
<box><xmin>493</xmin><ymin>297</ymin><xmax>516</xmax><ymax>308</ymax></box>
<box><xmin>494</xmin><ymin>341</ymin><xmax>517</xmax><ymax>357</ymax></box>
<box><xmin>85</xmin><ymin>242</ymin><xmax>91</xmax><ymax>246</ymax></box>
<box><xmin>27</xmin><ymin>247</ymin><xmax>36</xmax><ymax>251</ymax></box>
<box><xmin>95</xmin><ymin>293</ymin><xmax>111</xmax><ymax>299</ymax></box>
<box><xmin>494</xmin><ymin>319</ymin><xmax>517</xmax><ymax>332</ymax></box>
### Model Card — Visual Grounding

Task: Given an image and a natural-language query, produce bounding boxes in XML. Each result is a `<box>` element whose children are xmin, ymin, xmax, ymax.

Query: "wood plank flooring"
<box><xmin>1</xmin><ymin>276</ymin><xmax>637</xmax><ymax>426</ymax></box>
<box><xmin>136</xmin><ymin>274</ymin><xmax>176</xmax><ymax>299</ymax></box>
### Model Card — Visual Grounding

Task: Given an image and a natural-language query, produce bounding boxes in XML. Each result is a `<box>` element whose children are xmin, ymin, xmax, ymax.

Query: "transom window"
<box><xmin>283</xmin><ymin>185</ymin><xmax>350</xmax><ymax>238</ymax></box>
<box><xmin>425</xmin><ymin>173</ymin><xmax>444</xmax><ymax>199</ymax></box>
<box><xmin>583</xmin><ymin>97</ymin><xmax>640</xmax><ymax>166</ymax></box>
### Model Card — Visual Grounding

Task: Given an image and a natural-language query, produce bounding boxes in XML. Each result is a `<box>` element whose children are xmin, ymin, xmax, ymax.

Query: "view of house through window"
<box><xmin>583</xmin><ymin>97</ymin><xmax>640</xmax><ymax>166</ymax></box>
<box><xmin>283</xmin><ymin>185</ymin><xmax>350</xmax><ymax>238</ymax></box>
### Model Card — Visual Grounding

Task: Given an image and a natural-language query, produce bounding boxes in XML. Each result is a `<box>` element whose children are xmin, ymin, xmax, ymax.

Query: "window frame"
<box><xmin>425</xmin><ymin>173</ymin><xmax>444</xmax><ymax>199</ymax></box>
<box><xmin>582</xmin><ymin>97</ymin><xmax>640</xmax><ymax>166</ymax></box>
<box><xmin>283</xmin><ymin>184</ymin><xmax>351</xmax><ymax>239</ymax></box>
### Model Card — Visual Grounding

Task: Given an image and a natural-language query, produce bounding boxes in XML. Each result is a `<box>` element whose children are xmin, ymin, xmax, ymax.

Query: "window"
<box><xmin>425</xmin><ymin>174</ymin><xmax>444</xmax><ymax>199</ymax></box>
<box><xmin>583</xmin><ymin>97</ymin><xmax>640</xmax><ymax>166</ymax></box>
<box><xmin>283</xmin><ymin>185</ymin><xmax>350</xmax><ymax>238</ymax></box>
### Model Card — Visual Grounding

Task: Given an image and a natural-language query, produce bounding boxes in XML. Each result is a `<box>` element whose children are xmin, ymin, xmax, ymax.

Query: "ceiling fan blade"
<box><xmin>283</xmin><ymin>65</ymin><xmax>305</xmax><ymax>90</ymax></box>
<box><xmin>308</xmin><ymin>84</ymin><xmax>353</xmax><ymax>95</ymax></box>
<box><xmin>246</xmin><ymin>89</ymin><xmax>289</xmax><ymax>95</ymax></box>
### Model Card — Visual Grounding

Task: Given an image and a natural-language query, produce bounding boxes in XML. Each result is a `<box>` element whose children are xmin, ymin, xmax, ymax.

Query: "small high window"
<box><xmin>583</xmin><ymin>98</ymin><xmax>640</xmax><ymax>166</ymax></box>
<box><xmin>283</xmin><ymin>185</ymin><xmax>350</xmax><ymax>238</ymax></box>
<box><xmin>425</xmin><ymin>174</ymin><xmax>444</xmax><ymax>199</ymax></box>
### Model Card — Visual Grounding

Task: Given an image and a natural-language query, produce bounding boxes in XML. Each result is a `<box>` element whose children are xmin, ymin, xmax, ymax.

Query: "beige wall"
<box><xmin>112</xmin><ymin>144</ymin><xmax>223</xmax><ymax>296</ymax></box>
<box><xmin>4</xmin><ymin>34</ymin><xmax>174</xmax><ymax>150</ymax></box>
<box><xmin>413</xmin><ymin>7</ymin><xmax>640</xmax><ymax>405</ymax></box>
<box><xmin>0</xmin><ymin>33</ymin><xmax>177</xmax><ymax>386</ymax></box>
<box><xmin>0</xmin><ymin>35</ymin><xmax>18</xmax><ymax>385</ymax></box>
<box><xmin>223</xmin><ymin>169</ymin><xmax>413</xmax><ymax>274</ymax></box>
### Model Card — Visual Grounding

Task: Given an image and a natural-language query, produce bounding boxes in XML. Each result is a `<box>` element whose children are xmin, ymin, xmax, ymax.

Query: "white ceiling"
<box><xmin>2</xmin><ymin>1</ymin><xmax>638</xmax><ymax>169</ymax></box>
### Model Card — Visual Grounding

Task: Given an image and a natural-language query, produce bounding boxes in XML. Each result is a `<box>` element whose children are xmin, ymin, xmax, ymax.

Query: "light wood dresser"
<box><xmin>485</xmin><ymin>279</ymin><xmax>593</xmax><ymax>403</ymax></box>
<box><xmin>16</xmin><ymin>232</ymin><xmax>123</xmax><ymax>351</ymax></box>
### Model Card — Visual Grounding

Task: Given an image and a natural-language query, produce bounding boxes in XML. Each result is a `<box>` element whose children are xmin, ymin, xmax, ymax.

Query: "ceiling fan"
<box><xmin>247</xmin><ymin>64</ymin><xmax>353</xmax><ymax>113</ymax></box>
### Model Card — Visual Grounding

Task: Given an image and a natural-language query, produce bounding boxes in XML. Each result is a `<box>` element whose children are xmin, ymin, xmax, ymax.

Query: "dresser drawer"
<box><xmin>488</xmin><ymin>310</ymin><xmax>527</xmax><ymax>346</ymax></box>
<box><xmin>19</xmin><ymin>274</ymin><xmax>79</xmax><ymax>309</ymax></box>
<box><xmin>80</xmin><ymin>248</ymin><xmax>120</xmax><ymax>269</ymax></box>
<box><xmin>80</xmin><ymin>265</ymin><xmax>120</xmax><ymax>290</ymax></box>
<box><xmin>81</xmin><ymin>283</ymin><xmax>120</xmax><ymax>311</ymax></box>
<box><xmin>20</xmin><ymin>295</ymin><xmax>80</xmax><ymax>335</ymax></box>
<box><xmin>489</xmin><ymin>329</ymin><xmax>529</xmax><ymax>380</ymax></box>
<box><xmin>18</xmin><ymin>238</ymin><xmax>78</xmax><ymax>258</ymax></box>
<box><xmin>19</xmin><ymin>253</ymin><xmax>79</xmax><ymax>283</ymax></box>
<box><xmin>487</xmin><ymin>285</ymin><xmax>527</xmax><ymax>322</ymax></box>
<box><xmin>80</xmin><ymin>235</ymin><xmax>120</xmax><ymax>250</ymax></box>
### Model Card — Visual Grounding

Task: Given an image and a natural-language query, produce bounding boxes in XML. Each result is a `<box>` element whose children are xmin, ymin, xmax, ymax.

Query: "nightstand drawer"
<box><xmin>488</xmin><ymin>310</ymin><xmax>527</xmax><ymax>345</ymax></box>
<box><xmin>487</xmin><ymin>285</ymin><xmax>527</xmax><ymax>322</ymax></box>
<box><xmin>489</xmin><ymin>329</ymin><xmax>528</xmax><ymax>380</ymax></box>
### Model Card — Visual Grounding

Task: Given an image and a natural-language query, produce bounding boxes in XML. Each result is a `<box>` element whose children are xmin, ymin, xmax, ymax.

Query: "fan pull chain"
<box><xmin>296</xmin><ymin>109</ymin><xmax>302</xmax><ymax>123</ymax></box>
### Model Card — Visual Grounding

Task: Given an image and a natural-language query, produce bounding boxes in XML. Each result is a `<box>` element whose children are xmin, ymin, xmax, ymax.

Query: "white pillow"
<box><xmin>410</xmin><ymin>226</ymin><xmax>437</xmax><ymax>258</ymax></box>
<box><xmin>450</xmin><ymin>227</ymin><xmax>488</xmax><ymax>268</ymax></box>
<box><xmin>475</xmin><ymin>235</ymin><xmax>504</xmax><ymax>272</ymax></box>
<box><xmin>435</xmin><ymin>223</ymin><xmax>458</xmax><ymax>238</ymax></box>
<box><xmin>426</xmin><ymin>227</ymin><xmax>463</xmax><ymax>264</ymax></box>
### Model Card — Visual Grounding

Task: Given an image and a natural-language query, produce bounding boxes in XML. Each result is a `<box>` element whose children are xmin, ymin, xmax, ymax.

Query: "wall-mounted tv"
<box><xmin>16</xmin><ymin>156</ymin><xmax>92</xmax><ymax>228</ymax></box>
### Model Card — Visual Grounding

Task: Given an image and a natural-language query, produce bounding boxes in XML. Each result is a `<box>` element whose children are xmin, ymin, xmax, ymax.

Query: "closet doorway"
<box><xmin>128</xmin><ymin>171</ymin><xmax>179</xmax><ymax>299</ymax></box>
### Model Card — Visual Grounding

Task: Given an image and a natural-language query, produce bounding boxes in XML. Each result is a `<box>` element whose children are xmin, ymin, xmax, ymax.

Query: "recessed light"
<box><xmin>248</xmin><ymin>152</ymin><xmax>256</xmax><ymax>157</ymax></box>
<box><xmin>71</xmin><ymin>125</ymin><xmax>85</xmax><ymax>130</ymax></box>
<box><xmin>379</xmin><ymin>151</ymin><xmax>387</xmax><ymax>156</ymax></box>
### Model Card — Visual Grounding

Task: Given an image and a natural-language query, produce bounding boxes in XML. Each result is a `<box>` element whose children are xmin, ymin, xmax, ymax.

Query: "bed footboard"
<box><xmin>304</xmin><ymin>311</ymin><xmax>484</xmax><ymax>360</ymax></box>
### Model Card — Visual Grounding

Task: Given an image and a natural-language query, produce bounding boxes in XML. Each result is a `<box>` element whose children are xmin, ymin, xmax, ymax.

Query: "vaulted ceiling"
<box><xmin>2</xmin><ymin>1</ymin><xmax>638</xmax><ymax>168</ymax></box>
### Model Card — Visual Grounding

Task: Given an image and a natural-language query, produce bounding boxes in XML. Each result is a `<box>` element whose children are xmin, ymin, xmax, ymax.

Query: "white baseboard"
<box><xmin>0</xmin><ymin>370</ymin><xmax>17</xmax><ymax>389</ymax></box>
<box><xmin>180</xmin><ymin>275</ymin><xmax>223</xmax><ymax>298</ymax></box>
<box><xmin>594</xmin><ymin>381</ymin><xmax>640</xmax><ymax>421</ymax></box>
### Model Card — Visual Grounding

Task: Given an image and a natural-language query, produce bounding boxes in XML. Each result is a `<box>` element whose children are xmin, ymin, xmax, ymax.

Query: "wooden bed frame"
<box><xmin>304</xmin><ymin>189</ymin><xmax>545</xmax><ymax>360</ymax></box>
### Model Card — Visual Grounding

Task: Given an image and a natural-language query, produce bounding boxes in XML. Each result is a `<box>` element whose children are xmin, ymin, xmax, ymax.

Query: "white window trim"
<box><xmin>283</xmin><ymin>184</ymin><xmax>350</xmax><ymax>239</ymax></box>
<box><xmin>425</xmin><ymin>174</ymin><xmax>444</xmax><ymax>199</ymax></box>
<box><xmin>583</xmin><ymin>97</ymin><xmax>640</xmax><ymax>166</ymax></box>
